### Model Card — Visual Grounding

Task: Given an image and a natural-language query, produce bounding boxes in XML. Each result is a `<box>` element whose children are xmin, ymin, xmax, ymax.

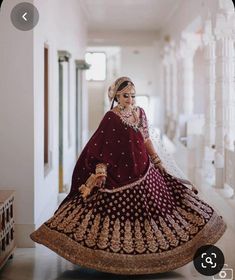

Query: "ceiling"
<box><xmin>81</xmin><ymin>0</ymin><xmax>183</xmax><ymax>32</ymax></box>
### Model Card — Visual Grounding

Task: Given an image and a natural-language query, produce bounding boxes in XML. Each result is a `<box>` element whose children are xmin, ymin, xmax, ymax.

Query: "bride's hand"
<box><xmin>155</xmin><ymin>163</ymin><xmax>167</xmax><ymax>175</ymax></box>
<box><xmin>95</xmin><ymin>175</ymin><xmax>106</xmax><ymax>188</ymax></box>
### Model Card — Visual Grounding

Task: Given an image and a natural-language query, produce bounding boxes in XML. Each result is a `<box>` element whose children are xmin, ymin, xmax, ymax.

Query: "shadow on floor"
<box><xmin>54</xmin><ymin>267</ymin><xmax>184</xmax><ymax>280</ymax></box>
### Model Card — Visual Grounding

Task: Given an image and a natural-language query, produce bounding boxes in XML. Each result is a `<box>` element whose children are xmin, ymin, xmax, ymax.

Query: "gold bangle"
<box><xmin>151</xmin><ymin>154</ymin><xmax>159</xmax><ymax>160</ymax></box>
<box><xmin>95</xmin><ymin>163</ymin><xmax>107</xmax><ymax>176</ymax></box>
<box><xmin>152</xmin><ymin>155</ymin><xmax>161</xmax><ymax>164</ymax></box>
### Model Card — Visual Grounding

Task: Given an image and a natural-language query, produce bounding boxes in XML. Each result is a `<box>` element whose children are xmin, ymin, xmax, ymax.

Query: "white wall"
<box><xmin>0</xmin><ymin>0</ymin><xmax>34</xmax><ymax>247</ymax></box>
<box><xmin>0</xmin><ymin>0</ymin><xmax>87</xmax><ymax>247</ymax></box>
<box><xmin>119</xmin><ymin>44</ymin><xmax>162</xmax><ymax>127</ymax></box>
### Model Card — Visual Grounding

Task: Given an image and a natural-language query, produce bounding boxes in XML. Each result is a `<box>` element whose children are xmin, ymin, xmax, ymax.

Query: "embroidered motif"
<box><xmin>144</xmin><ymin>219</ymin><xmax>158</xmax><ymax>252</ymax></box>
<box><xmin>166</xmin><ymin>214</ymin><xmax>189</xmax><ymax>241</ymax></box>
<box><xmin>182</xmin><ymin>199</ymin><xmax>209</xmax><ymax>220</ymax></box>
<box><xmin>97</xmin><ymin>216</ymin><xmax>110</xmax><ymax>249</ymax></box>
<box><xmin>173</xmin><ymin>210</ymin><xmax>198</xmax><ymax>235</ymax></box>
<box><xmin>123</xmin><ymin>219</ymin><xmax>134</xmax><ymax>253</ymax></box>
<box><xmin>159</xmin><ymin>216</ymin><xmax>179</xmax><ymax>247</ymax></box>
<box><xmin>176</xmin><ymin>207</ymin><xmax>201</xmax><ymax>233</ymax></box>
<box><xmin>48</xmin><ymin>201</ymin><xmax>74</xmax><ymax>228</ymax></box>
<box><xmin>61</xmin><ymin>205</ymin><xmax>83</xmax><ymax>233</ymax></box>
<box><xmin>151</xmin><ymin>219</ymin><xmax>169</xmax><ymax>250</ymax></box>
<box><xmin>184</xmin><ymin>193</ymin><xmax>213</xmax><ymax>213</ymax></box>
<box><xmin>110</xmin><ymin>218</ymin><xmax>121</xmax><ymax>253</ymax></box>
<box><xmin>74</xmin><ymin>209</ymin><xmax>92</xmax><ymax>241</ymax></box>
<box><xmin>64</xmin><ymin>208</ymin><xmax>85</xmax><ymax>233</ymax></box>
<box><xmin>134</xmin><ymin>219</ymin><xmax>145</xmax><ymax>253</ymax></box>
<box><xmin>85</xmin><ymin>214</ymin><xmax>101</xmax><ymax>247</ymax></box>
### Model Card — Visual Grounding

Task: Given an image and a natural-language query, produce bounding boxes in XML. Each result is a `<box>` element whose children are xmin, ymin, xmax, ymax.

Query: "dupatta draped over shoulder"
<box><xmin>62</xmin><ymin>107</ymin><xmax>150</xmax><ymax>205</ymax></box>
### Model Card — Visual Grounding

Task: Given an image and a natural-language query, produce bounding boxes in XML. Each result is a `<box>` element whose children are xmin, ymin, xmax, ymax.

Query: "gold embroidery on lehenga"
<box><xmin>182</xmin><ymin>199</ymin><xmax>209</xmax><ymax>220</ymax></box>
<box><xmin>159</xmin><ymin>217</ymin><xmax>179</xmax><ymax>247</ymax></box>
<box><xmin>110</xmin><ymin>218</ymin><xmax>121</xmax><ymax>252</ymax></box>
<box><xmin>134</xmin><ymin>219</ymin><xmax>145</xmax><ymax>253</ymax></box>
<box><xmin>150</xmin><ymin>219</ymin><xmax>169</xmax><ymax>250</ymax></box>
<box><xmin>176</xmin><ymin>207</ymin><xmax>200</xmax><ymax>233</ymax></box>
<box><xmin>144</xmin><ymin>219</ymin><xmax>158</xmax><ymax>252</ymax></box>
<box><xmin>48</xmin><ymin>201</ymin><xmax>74</xmax><ymax>228</ymax></box>
<box><xmin>184</xmin><ymin>194</ymin><xmax>213</xmax><ymax>213</ymax></box>
<box><xmin>123</xmin><ymin>219</ymin><xmax>134</xmax><ymax>253</ymax></box>
<box><xmin>166</xmin><ymin>214</ymin><xmax>189</xmax><ymax>241</ymax></box>
<box><xmin>74</xmin><ymin>209</ymin><xmax>92</xmax><ymax>241</ymax></box>
<box><xmin>46</xmin><ymin>201</ymin><xmax>71</xmax><ymax>224</ymax></box>
<box><xmin>57</xmin><ymin>205</ymin><xmax>82</xmax><ymax>231</ymax></box>
<box><xmin>85</xmin><ymin>214</ymin><xmax>101</xmax><ymax>247</ymax></box>
<box><xmin>97</xmin><ymin>216</ymin><xmax>110</xmax><ymax>249</ymax></box>
<box><xmin>64</xmin><ymin>207</ymin><xmax>85</xmax><ymax>233</ymax></box>
<box><xmin>30</xmin><ymin>211</ymin><xmax>227</xmax><ymax>275</ymax></box>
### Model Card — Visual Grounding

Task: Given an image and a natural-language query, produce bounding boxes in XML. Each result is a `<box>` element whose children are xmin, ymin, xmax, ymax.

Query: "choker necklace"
<box><xmin>117</xmin><ymin>104</ymin><xmax>133</xmax><ymax>118</ymax></box>
<box><xmin>116</xmin><ymin>105</ymin><xmax>139</xmax><ymax>131</ymax></box>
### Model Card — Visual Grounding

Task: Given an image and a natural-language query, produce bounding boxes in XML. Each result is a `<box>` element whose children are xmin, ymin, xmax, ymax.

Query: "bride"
<box><xmin>30</xmin><ymin>76</ymin><xmax>226</xmax><ymax>275</ymax></box>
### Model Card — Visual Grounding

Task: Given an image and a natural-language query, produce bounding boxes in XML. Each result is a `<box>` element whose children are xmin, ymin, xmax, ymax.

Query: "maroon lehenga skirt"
<box><xmin>30</xmin><ymin>162</ymin><xmax>226</xmax><ymax>274</ymax></box>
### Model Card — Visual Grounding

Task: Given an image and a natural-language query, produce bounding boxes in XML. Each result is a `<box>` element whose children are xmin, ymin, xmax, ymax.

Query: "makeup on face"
<box><xmin>122</xmin><ymin>93</ymin><xmax>136</xmax><ymax>99</ymax></box>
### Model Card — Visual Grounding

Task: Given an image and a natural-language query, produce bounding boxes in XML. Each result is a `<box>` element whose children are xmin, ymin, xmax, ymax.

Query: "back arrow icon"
<box><xmin>22</xmin><ymin>12</ymin><xmax>28</xmax><ymax>21</ymax></box>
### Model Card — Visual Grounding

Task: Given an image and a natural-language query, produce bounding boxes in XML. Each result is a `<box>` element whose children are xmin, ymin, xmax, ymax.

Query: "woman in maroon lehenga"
<box><xmin>30</xmin><ymin>77</ymin><xmax>226</xmax><ymax>274</ymax></box>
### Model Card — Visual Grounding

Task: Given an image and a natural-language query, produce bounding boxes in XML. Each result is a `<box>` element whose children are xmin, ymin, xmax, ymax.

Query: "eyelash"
<box><xmin>123</xmin><ymin>94</ymin><xmax>135</xmax><ymax>98</ymax></box>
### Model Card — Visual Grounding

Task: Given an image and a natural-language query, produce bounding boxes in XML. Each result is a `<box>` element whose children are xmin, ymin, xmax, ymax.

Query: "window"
<box><xmin>85</xmin><ymin>52</ymin><xmax>106</xmax><ymax>81</ymax></box>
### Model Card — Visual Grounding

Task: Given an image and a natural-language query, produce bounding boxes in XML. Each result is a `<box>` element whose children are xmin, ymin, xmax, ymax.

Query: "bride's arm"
<box><xmin>145</xmin><ymin>138</ymin><xmax>164</xmax><ymax>168</ymax></box>
<box><xmin>139</xmin><ymin>107</ymin><xmax>165</xmax><ymax>172</ymax></box>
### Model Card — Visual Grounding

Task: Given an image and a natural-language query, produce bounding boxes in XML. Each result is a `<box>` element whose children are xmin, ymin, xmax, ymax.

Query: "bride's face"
<box><xmin>117</xmin><ymin>87</ymin><xmax>136</xmax><ymax>108</ymax></box>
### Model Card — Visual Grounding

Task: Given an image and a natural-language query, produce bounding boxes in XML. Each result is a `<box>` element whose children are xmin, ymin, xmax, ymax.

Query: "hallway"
<box><xmin>0</xmin><ymin>0</ymin><xmax>235</xmax><ymax>279</ymax></box>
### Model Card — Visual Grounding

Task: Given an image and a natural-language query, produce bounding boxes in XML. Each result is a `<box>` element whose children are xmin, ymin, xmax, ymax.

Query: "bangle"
<box><xmin>96</xmin><ymin>163</ymin><xmax>107</xmax><ymax>176</ymax></box>
<box><xmin>151</xmin><ymin>154</ymin><xmax>161</xmax><ymax>164</ymax></box>
<box><xmin>153</xmin><ymin>159</ymin><xmax>161</xmax><ymax>165</ymax></box>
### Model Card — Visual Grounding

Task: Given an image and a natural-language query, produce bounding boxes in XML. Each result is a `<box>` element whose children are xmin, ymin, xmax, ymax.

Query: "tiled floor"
<box><xmin>0</xmin><ymin>245</ymin><xmax>219</xmax><ymax>280</ymax></box>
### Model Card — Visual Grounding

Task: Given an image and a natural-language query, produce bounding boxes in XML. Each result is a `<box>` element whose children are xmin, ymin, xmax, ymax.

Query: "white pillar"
<box><xmin>224</xmin><ymin>38</ymin><xmax>235</xmax><ymax>150</ymax></box>
<box><xmin>168</xmin><ymin>43</ymin><xmax>178</xmax><ymax>138</ymax></box>
<box><xmin>214</xmin><ymin>0</ymin><xmax>235</xmax><ymax>187</ymax></box>
<box><xmin>182</xmin><ymin>58</ymin><xmax>194</xmax><ymax>115</ymax></box>
<box><xmin>179</xmin><ymin>33</ymin><xmax>201</xmax><ymax>116</ymax></box>
<box><xmin>170</xmin><ymin>47</ymin><xmax>178</xmax><ymax>121</ymax></box>
<box><xmin>203</xmin><ymin>19</ymin><xmax>216</xmax><ymax>148</ymax></box>
<box><xmin>201</xmin><ymin>18</ymin><xmax>217</xmax><ymax>186</ymax></box>
<box><xmin>163</xmin><ymin>47</ymin><xmax>172</xmax><ymax>134</ymax></box>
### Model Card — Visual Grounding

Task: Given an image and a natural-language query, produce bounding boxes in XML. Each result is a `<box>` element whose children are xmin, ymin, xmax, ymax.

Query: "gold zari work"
<box><xmin>31</xmin><ymin>211</ymin><xmax>226</xmax><ymax>275</ymax></box>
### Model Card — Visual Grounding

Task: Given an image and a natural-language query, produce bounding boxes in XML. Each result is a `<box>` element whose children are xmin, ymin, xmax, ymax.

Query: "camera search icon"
<box><xmin>193</xmin><ymin>245</ymin><xmax>225</xmax><ymax>276</ymax></box>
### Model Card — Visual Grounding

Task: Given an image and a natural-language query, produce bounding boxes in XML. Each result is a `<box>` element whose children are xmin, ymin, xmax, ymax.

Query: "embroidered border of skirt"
<box><xmin>30</xmin><ymin>212</ymin><xmax>226</xmax><ymax>275</ymax></box>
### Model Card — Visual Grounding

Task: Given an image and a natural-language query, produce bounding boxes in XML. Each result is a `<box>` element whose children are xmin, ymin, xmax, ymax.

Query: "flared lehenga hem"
<box><xmin>30</xmin><ymin>211</ymin><xmax>226</xmax><ymax>275</ymax></box>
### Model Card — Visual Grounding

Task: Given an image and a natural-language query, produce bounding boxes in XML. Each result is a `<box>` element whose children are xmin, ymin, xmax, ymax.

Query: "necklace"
<box><xmin>116</xmin><ymin>105</ymin><xmax>140</xmax><ymax>131</ymax></box>
<box><xmin>117</xmin><ymin>104</ymin><xmax>133</xmax><ymax>118</ymax></box>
